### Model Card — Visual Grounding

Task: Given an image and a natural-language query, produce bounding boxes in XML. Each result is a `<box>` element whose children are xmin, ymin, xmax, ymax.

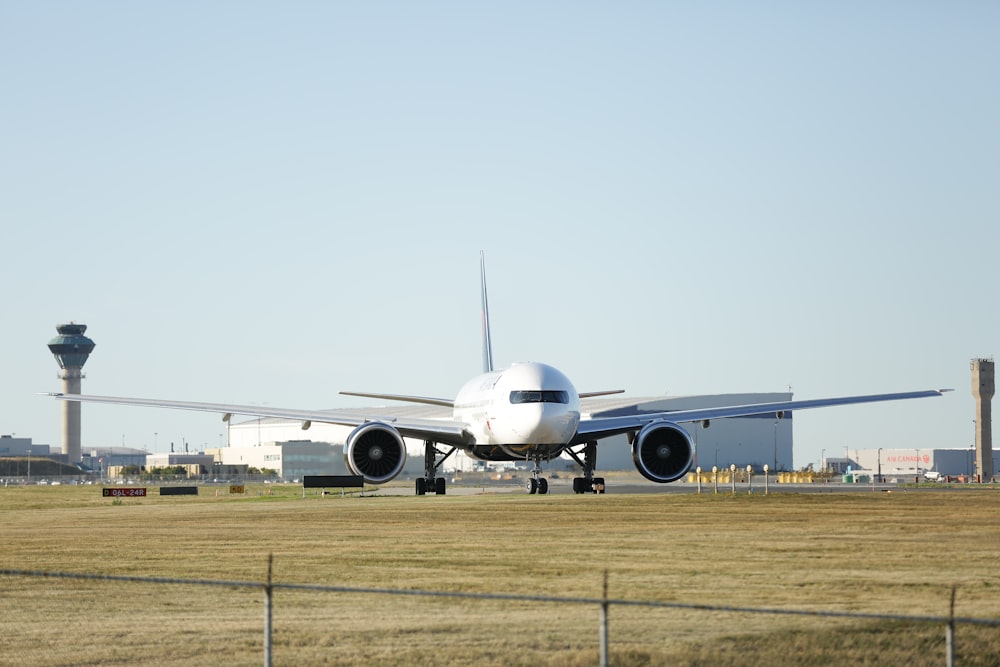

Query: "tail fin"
<box><xmin>480</xmin><ymin>251</ymin><xmax>494</xmax><ymax>373</ymax></box>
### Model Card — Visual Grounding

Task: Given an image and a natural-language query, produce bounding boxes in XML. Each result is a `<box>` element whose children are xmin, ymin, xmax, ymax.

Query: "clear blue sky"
<box><xmin>2</xmin><ymin>3</ymin><xmax>997</xmax><ymax>467</ymax></box>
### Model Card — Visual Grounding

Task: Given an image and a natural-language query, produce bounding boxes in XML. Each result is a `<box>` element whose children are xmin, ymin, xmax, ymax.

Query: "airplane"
<box><xmin>48</xmin><ymin>253</ymin><xmax>950</xmax><ymax>496</ymax></box>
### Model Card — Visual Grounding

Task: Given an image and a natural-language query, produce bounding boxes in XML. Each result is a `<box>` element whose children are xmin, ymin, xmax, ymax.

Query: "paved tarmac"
<box><xmin>377</xmin><ymin>478</ymin><xmax>959</xmax><ymax>496</ymax></box>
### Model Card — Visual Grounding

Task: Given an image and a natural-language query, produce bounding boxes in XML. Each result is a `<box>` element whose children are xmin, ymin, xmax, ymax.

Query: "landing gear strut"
<box><xmin>416</xmin><ymin>440</ymin><xmax>455</xmax><ymax>496</ymax></box>
<box><xmin>526</xmin><ymin>456</ymin><xmax>548</xmax><ymax>494</ymax></box>
<box><xmin>567</xmin><ymin>441</ymin><xmax>605</xmax><ymax>494</ymax></box>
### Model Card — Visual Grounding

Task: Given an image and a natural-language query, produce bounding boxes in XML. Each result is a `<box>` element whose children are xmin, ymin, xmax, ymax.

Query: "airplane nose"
<box><xmin>513</xmin><ymin>404</ymin><xmax>579</xmax><ymax>443</ymax></box>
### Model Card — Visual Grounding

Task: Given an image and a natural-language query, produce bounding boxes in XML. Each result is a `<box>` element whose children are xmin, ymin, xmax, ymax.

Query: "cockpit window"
<box><xmin>509</xmin><ymin>390</ymin><xmax>569</xmax><ymax>404</ymax></box>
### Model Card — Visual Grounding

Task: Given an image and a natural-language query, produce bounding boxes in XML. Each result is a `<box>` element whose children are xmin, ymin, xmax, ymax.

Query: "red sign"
<box><xmin>103</xmin><ymin>487</ymin><xmax>147</xmax><ymax>497</ymax></box>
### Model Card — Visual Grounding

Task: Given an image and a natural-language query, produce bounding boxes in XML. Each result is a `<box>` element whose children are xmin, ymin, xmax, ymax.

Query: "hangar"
<box><xmin>842</xmin><ymin>447</ymin><xmax>999</xmax><ymax>481</ymax></box>
<box><xmin>222</xmin><ymin>392</ymin><xmax>794</xmax><ymax>479</ymax></box>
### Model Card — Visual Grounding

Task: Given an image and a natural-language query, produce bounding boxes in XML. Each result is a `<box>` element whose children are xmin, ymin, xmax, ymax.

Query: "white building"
<box><xmin>845</xmin><ymin>447</ymin><xmax>998</xmax><ymax>481</ymax></box>
<box><xmin>146</xmin><ymin>452</ymin><xmax>215</xmax><ymax>472</ymax></box>
<box><xmin>208</xmin><ymin>440</ymin><xmax>347</xmax><ymax>481</ymax></box>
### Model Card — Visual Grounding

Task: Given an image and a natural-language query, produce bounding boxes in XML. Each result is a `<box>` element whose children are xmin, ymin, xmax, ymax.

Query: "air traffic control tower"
<box><xmin>971</xmin><ymin>358</ymin><xmax>994</xmax><ymax>482</ymax></box>
<box><xmin>47</xmin><ymin>323</ymin><xmax>96</xmax><ymax>463</ymax></box>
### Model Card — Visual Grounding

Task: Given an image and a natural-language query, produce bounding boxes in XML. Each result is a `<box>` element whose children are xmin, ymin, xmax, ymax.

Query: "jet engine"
<box><xmin>344</xmin><ymin>422</ymin><xmax>407</xmax><ymax>484</ymax></box>
<box><xmin>631</xmin><ymin>421</ymin><xmax>694</xmax><ymax>483</ymax></box>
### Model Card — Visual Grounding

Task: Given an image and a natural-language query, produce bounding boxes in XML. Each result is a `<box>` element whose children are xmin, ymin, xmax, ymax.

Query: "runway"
<box><xmin>378</xmin><ymin>477</ymin><xmax>949</xmax><ymax>496</ymax></box>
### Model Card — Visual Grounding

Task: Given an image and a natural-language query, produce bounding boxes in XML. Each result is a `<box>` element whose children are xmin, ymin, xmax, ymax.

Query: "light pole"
<box><xmin>773</xmin><ymin>419</ymin><xmax>778</xmax><ymax>471</ymax></box>
<box><xmin>972</xmin><ymin>420</ymin><xmax>976</xmax><ymax>480</ymax></box>
<box><xmin>821</xmin><ymin>448</ymin><xmax>825</xmax><ymax>473</ymax></box>
<box><xmin>877</xmin><ymin>448</ymin><xmax>882</xmax><ymax>483</ymax></box>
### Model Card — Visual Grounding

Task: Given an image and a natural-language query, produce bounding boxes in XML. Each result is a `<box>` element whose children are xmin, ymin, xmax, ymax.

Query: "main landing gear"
<box><xmin>416</xmin><ymin>440</ymin><xmax>456</xmax><ymax>496</ymax></box>
<box><xmin>566</xmin><ymin>441</ymin><xmax>606</xmax><ymax>494</ymax></box>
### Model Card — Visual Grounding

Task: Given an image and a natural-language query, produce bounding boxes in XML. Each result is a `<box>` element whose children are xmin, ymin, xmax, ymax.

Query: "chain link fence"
<box><xmin>3</xmin><ymin>563</ymin><xmax>999</xmax><ymax>666</ymax></box>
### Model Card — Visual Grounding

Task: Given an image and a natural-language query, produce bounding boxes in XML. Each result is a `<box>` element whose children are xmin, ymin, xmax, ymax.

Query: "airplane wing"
<box><xmin>45</xmin><ymin>393</ymin><xmax>474</xmax><ymax>447</ymax></box>
<box><xmin>338</xmin><ymin>391</ymin><xmax>454</xmax><ymax>407</ymax></box>
<box><xmin>571</xmin><ymin>389</ymin><xmax>951</xmax><ymax>444</ymax></box>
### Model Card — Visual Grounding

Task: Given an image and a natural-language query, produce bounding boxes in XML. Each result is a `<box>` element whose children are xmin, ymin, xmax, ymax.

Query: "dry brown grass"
<box><xmin>1</xmin><ymin>485</ymin><xmax>998</xmax><ymax>665</ymax></box>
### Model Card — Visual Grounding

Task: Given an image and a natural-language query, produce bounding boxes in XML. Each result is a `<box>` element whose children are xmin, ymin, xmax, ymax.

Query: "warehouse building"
<box><xmin>842</xmin><ymin>447</ymin><xmax>999</xmax><ymax>481</ymax></box>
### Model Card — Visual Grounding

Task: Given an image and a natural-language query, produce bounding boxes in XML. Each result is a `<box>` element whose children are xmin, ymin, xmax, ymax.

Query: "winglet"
<box><xmin>480</xmin><ymin>251</ymin><xmax>494</xmax><ymax>373</ymax></box>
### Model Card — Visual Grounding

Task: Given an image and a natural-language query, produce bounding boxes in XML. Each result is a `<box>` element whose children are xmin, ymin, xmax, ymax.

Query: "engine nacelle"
<box><xmin>344</xmin><ymin>422</ymin><xmax>407</xmax><ymax>484</ymax></box>
<box><xmin>631</xmin><ymin>421</ymin><xmax>694</xmax><ymax>483</ymax></box>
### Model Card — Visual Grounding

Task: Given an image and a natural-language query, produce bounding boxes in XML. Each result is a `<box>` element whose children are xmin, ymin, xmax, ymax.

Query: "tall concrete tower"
<box><xmin>971</xmin><ymin>358</ymin><xmax>994</xmax><ymax>482</ymax></box>
<box><xmin>47</xmin><ymin>323</ymin><xmax>96</xmax><ymax>463</ymax></box>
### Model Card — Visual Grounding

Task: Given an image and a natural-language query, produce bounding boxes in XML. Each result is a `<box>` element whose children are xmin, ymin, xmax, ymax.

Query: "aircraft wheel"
<box><xmin>526</xmin><ymin>478</ymin><xmax>538</xmax><ymax>494</ymax></box>
<box><xmin>538</xmin><ymin>478</ymin><xmax>548</xmax><ymax>495</ymax></box>
<box><xmin>592</xmin><ymin>477</ymin><xmax>606</xmax><ymax>494</ymax></box>
<box><xmin>434</xmin><ymin>477</ymin><xmax>446</xmax><ymax>495</ymax></box>
<box><xmin>415</xmin><ymin>478</ymin><xmax>427</xmax><ymax>496</ymax></box>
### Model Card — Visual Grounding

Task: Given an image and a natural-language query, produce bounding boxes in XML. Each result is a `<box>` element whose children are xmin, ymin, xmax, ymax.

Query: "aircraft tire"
<box><xmin>416</xmin><ymin>478</ymin><xmax>427</xmax><ymax>496</ymax></box>
<box><xmin>434</xmin><ymin>477</ymin><xmax>446</xmax><ymax>495</ymax></box>
<box><xmin>526</xmin><ymin>478</ymin><xmax>538</xmax><ymax>494</ymax></box>
<box><xmin>538</xmin><ymin>478</ymin><xmax>548</xmax><ymax>495</ymax></box>
<box><xmin>592</xmin><ymin>477</ymin><xmax>606</xmax><ymax>494</ymax></box>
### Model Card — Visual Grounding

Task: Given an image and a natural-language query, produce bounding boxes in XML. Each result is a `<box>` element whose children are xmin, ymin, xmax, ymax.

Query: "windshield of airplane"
<box><xmin>509</xmin><ymin>390</ymin><xmax>570</xmax><ymax>404</ymax></box>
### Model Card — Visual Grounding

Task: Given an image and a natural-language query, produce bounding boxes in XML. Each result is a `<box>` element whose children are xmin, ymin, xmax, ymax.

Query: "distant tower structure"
<box><xmin>971</xmin><ymin>358</ymin><xmax>994</xmax><ymax>482</ymax></box>
<box><xmin>47</xmin><ymin>323</ymin><xmax>96</xmax><ymax>463</ymax></box>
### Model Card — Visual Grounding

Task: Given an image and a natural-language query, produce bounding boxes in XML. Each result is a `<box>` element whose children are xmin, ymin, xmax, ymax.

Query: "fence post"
<box><xmin>600</xmin><ymin>570</ymin><xmax>609</xmax><ymax>667</ymax></box>
<box><xmin>264</xmin><ymin>554</ymin><xmax>273</xmax><ymax>667</ymax></box>
<box><xmin>946</xmin><ymin>586</ymin><xmax>956</xmax><ymax>667</ymax></box>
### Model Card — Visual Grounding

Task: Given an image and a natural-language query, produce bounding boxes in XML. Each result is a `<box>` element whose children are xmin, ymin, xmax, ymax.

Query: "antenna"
<box><xmin>480</xmin><ymin>251</ymin><xmax>494</xmax><ymax>373</ymax></box>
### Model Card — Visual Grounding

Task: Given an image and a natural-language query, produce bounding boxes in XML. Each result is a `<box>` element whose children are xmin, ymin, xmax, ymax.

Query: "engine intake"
<box><xmin>631</xmin><ymin>421</ymin><xmax>694</xmax><ymax>483</ymax></box>
<box><xmin>344</xmin><ymin>422</ymin><xmax>407</xmax><ymax>484</ymax></box>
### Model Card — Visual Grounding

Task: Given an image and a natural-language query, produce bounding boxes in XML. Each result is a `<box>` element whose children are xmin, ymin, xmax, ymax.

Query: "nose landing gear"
<box><xmin>526</xmin><ymin>456</ymin><xmax>548</xmax><ymax>494</ymax></box>
<box><xmin>526</xmin><ymin>476</ymin><xmax>549</xmax><ymax>494</ymax></box>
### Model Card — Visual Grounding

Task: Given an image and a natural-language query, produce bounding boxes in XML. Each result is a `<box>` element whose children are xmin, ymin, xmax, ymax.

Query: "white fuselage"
<box><xmin>453</xmin><ymin>362</ymin><xmax>581</xmax><ymax>452</ymax></box>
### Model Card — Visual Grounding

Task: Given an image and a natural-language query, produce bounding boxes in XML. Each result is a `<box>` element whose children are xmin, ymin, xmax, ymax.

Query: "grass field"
<box><xmin>1</xmin><ymin>484</ymin><xmax>999</xmax><ymax>666</ymax></box>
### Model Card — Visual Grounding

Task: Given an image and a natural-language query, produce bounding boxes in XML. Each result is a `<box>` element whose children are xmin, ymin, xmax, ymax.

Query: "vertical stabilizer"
<box><xmin>480</xmin><ymin>251</ymin><xmax>494</xmax><ymax>373</ymax></box>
